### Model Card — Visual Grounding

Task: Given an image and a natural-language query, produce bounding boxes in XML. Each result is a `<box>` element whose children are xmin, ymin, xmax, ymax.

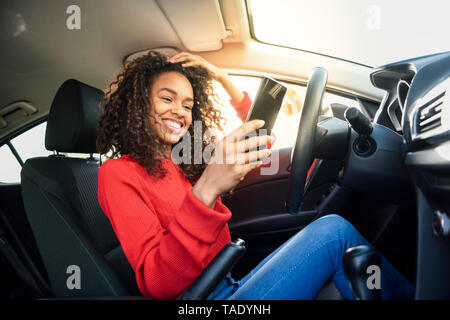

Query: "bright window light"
<box><xmin>248</xmin><ymin>0</ymin><xmax>450</xmax><ymax>67</ymax></box>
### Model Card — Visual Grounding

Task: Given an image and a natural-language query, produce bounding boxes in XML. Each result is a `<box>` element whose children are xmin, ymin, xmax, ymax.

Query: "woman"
<box><xmin>96</xmin><ymin>51</ymin><xmax>414</xmax><ymax>300</ymax></box>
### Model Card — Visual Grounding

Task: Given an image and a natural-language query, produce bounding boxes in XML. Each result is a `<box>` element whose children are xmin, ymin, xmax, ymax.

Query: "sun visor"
<box><xmin>156</xmin><ymin>0</ymin><xmax>228</xmax><ymax>51</ymax></box>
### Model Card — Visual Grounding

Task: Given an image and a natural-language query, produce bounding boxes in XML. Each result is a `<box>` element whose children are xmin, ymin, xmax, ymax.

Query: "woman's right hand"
<box><xmin>192</xmin><ymin>119</ymin><xmax>275</xmax><ymax>208</ymax></box>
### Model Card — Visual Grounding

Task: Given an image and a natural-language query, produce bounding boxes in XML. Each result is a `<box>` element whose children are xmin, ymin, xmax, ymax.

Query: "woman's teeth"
<box><xmin>164</xmin><ymin>120</ymin><xmax>182</xmax><ymax>129</ymax></box>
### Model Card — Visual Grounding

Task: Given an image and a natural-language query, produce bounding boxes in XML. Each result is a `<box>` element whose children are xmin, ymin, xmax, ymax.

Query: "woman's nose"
<box><xmin>172</xmin><ymin>103</ymin><xmax>186</xmax><ymax>116</ymax></box>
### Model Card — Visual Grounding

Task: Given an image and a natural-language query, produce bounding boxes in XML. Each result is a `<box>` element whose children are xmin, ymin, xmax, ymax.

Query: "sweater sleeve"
<box><xmin>97</xmin><ymin>161</ymin><xmax>232</xmax><ymax>299</ymax></box>
<box><xmin>230</xmin><ymin>91</ymin><xmax>252</xmax><ymax>122</ymax></box>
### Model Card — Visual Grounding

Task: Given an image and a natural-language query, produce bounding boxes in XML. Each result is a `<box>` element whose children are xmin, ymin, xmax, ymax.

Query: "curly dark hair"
<box><xmin>96</xmin><ymin>51</ymin><xmax>225</xmax><ymax>185</ymax></box>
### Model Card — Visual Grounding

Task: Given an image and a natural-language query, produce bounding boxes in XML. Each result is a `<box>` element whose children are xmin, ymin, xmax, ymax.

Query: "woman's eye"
<box><xmin>184</xmin><ymin>105</ymin><xmax>193</xmax><ymax>110</ymax></box>
<box><xmin>162</xmin><ymin>97</ymin><xmax>172</xmax><ymax>102</ymax></box>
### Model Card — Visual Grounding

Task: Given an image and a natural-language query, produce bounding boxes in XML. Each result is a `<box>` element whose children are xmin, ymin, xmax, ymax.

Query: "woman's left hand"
<box><xmin>169</xmin><ymin>52</ymin><xmax>245</xmax><ymax>103</ymax></box>
<box><xmin>169</xmin><ymin>52</ymin><xmax>227</xmax><ymax>81</ymax></box>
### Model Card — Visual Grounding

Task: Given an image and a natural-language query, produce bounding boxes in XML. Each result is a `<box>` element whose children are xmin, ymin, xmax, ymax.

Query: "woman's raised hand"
<box><xmin>169</xmin><ymin>52</ymin><xmax>227</xmax><ymax>81</ymax></box>
<box><xmin>169</xmin><ymin>51</ymin><xmax>245</xmax><ymax>104</ymax></box>
<box><xmin>192</xmin><ymin>119</ymin><xmax>275</xmax><ymax>208</ymax></box>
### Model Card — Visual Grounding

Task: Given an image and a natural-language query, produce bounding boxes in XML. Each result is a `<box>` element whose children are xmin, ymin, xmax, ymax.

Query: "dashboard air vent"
<box><xmin>416</xmin><ymin>91</ymin><xmax>445</xmax><ymax>134</ymax></box>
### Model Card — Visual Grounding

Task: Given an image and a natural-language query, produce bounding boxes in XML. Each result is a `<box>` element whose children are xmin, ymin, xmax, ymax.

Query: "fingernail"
<box><xmin>256</xmin><ymin>120</ymin><xmax>265</xmax><ymax>125</ymax></box>
<box><xmin>266</xmin><ymin>149</ymin><xmax>271</xmax><ymax>156</ymax></box>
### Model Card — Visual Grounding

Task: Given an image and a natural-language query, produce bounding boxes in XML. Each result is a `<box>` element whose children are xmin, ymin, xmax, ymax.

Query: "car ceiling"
<box><xmin>0</xmin><ymin>0</ymin><xmax>384</xmax><ymax>141</ymax></box>
<box><xmin>0</xmin><ymin>0</ymin><xmax>184</xmax><ymax>137</ymax></box>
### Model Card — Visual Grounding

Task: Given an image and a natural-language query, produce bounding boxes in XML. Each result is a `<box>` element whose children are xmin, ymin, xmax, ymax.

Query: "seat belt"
<box><xmin>0</xmin><ymin>224</ymin><xmax>50</xmax><ymax>298</ymax></box>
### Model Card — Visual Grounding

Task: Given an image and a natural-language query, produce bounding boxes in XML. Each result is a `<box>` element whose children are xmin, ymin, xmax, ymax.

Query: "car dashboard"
<box><xmin>370</xmin><ymin>51</ymin><xmax>450</xmax><ymax>299</ymax></box>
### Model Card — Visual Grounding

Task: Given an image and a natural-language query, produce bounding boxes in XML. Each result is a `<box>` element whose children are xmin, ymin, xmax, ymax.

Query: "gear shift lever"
<box><xmin>342</xmin><ymin>245</ymin><xmax>382</xmax><ymax>300</ymax></box>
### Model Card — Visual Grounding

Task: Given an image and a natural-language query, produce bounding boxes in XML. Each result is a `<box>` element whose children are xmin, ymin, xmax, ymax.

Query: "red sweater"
<box><xmin>231</xmin><ymin>91</ymin><xmax>252</xmax><ymax>122</ymax></box>
<box><xmin>98</xmin><ymin>156</ymin><xmax>232</xmax><ymax>299</ymax></box>
<box><xmin>97</xmin><ymin>94</ymin><xmax>252</xmax><ymax>299</ymax></box>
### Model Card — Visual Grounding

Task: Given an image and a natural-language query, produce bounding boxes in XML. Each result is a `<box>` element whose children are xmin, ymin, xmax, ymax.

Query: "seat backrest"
<box><xmin>20</xmin><ymin>79</ymin><xmax>140</xmax><ymax>297</ymax></box>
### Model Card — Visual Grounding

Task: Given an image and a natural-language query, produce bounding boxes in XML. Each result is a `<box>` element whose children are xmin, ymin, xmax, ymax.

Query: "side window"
<box><xmin>0</xmin><ymin>144</ymin><xmax>22</xmax><ymax>183</ymax></box>
<box><xmin>217</xmin><ymin>75</ymin><xmax>359</xmax><ymax>149</ymax></box>
<box><xmin>271</xmin><ymin>83</ymin><xmax>359</xmax><ymax>149</ymax></box>
<box><xmin>10</xmin><ymin>122</ymin><xmax>51</xmax><ymax>163</ymax></box>
<box><xmin>0</xmin><ymin>122</ymin><xmax>51</xmax><ymax>183</ymax></box>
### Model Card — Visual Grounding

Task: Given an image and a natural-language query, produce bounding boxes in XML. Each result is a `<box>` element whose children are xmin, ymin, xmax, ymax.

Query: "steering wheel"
<box><xmin>285</xmin><ymin>67</ymin><xmax>328</xmax><ymax>214</ymax></box>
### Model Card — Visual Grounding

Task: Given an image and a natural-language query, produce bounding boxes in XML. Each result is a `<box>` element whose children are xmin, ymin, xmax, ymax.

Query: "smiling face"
<box><xmin>148</xmin><ymin>71</ymin><xmax>194</xmax><ymax>155</ymax></box>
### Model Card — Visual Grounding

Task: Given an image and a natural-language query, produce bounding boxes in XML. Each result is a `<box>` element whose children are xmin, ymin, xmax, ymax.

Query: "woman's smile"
<box><xmin>161</xmin><ymin>118</ymin><xmax>184</xmax><ymax>133</ymax></box>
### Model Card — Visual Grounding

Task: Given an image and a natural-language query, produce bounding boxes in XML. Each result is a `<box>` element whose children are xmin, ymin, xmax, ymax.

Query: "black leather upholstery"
<box><xmin>20</xmin><ymin>79</ymin><xmax>140</xmax><ymax>297</ymax></box>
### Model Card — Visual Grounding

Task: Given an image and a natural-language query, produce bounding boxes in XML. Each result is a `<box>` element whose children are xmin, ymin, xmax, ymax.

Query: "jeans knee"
<box><xmin>313</xmin><ymin>214</ymin><xmax>356</xmax><ymax>239</ymax></box>
<box><xmin>316</xmin><ymin>214</ymin><xmax>348</xmax><ymax>225</ymax></box>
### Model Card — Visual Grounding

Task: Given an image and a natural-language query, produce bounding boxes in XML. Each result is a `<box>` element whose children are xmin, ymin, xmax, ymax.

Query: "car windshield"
<box><xmin>248</xmin><ymin>0</ymin><xmax>450</xmax><ymax>67</ymax></box>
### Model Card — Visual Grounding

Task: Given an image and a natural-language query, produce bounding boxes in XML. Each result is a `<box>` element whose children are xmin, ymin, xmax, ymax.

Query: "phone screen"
<box><xmin>245</xmin><ymin>77</ymin><xmax>287</xmax><ymax>136</ymax></box>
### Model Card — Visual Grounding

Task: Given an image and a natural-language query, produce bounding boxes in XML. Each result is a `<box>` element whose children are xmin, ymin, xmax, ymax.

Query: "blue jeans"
<box><xmin>208</xmin><ymin>214</ymin><xmax>414</xmax><ymax>300</ymax></box>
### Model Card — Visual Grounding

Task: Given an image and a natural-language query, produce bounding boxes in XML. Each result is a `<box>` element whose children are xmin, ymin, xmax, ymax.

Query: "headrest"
<box><xmin>45</xmin><ymin>79</ymin><xmax>104</xmax><ymax>153</ymax></box>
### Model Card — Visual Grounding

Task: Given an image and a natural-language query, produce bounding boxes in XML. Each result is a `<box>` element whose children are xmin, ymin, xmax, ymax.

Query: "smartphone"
<box><xmin>245</xmin><ymin>76</ymin><xmax>287</xmax><ymax>136</ymax></box>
